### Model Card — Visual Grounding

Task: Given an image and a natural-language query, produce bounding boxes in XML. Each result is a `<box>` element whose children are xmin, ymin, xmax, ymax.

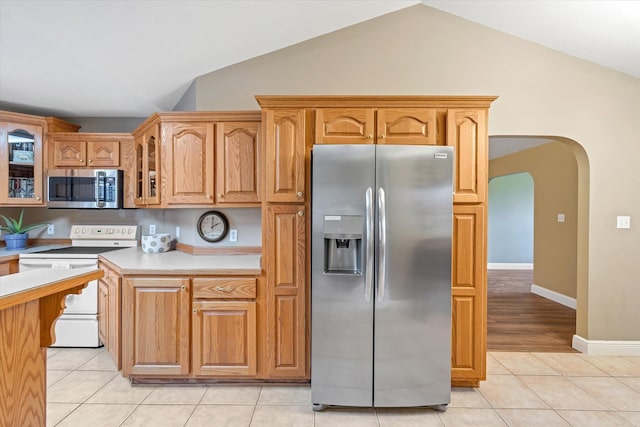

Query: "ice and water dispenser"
<box><xmin>322</xmin><ymin>215</ymin><xmax>363</xmax><ymax>275</ymax></box>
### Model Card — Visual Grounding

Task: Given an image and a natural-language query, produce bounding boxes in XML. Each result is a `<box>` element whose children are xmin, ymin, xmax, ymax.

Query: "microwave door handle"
<box><xmin>96</xmin><ymin>171</ymin><xmax>105</xmax><ymax>208</ymax></box>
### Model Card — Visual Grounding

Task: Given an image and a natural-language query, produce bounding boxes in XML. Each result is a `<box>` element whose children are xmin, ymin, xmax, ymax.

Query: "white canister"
<box><xmin>141</xmin><ymin>234</ymin><xmax>172</xmax><ymax>253</ymax></box>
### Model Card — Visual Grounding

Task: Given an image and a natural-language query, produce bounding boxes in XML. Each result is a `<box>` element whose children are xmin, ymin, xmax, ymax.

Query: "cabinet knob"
<box><xmin>298</xmin><ymin>210</ymin><xmax>304</xmax><ymax>217</ymax></box>
<box><xmin>378</xmin><ymin>134</ymin><xmax>386</xmax><ymax>139</ymax></box>
<box><xmin>193</xmin><ymin>309</ymin><xmax>197</xmax><ymax>313</ymax></box>
<box><xmin>207</xmin><ymin>194</ymin><xmax>212</xmax><ymax>199</ymax></box>
<box><xmin>89</xmin><ymin>159</ymin><xmax>93</xmax><ymax>163</ymax></box>
<box><xmin>367</xmin><ymin>134</ymin><xmax>373</xmax><ymax>139</ymax></box>
<box><xmin>297</xmin><ymin>191</ymin><xmax>304</xmax><ymax>198</ymax></box>
<box><xmin>35</xmin><ymin>196</ymin><xmax>41</xmax><ymax>201</ymax></box>
<box><xmin>218</xmin><ymin>194</ymin><xmax>223</xmax><ymax>199</ymax></box>
<box><xmin>181</xmin><ymin>286</ymin><xmax>186</xmax><ymax>290</ymax></box>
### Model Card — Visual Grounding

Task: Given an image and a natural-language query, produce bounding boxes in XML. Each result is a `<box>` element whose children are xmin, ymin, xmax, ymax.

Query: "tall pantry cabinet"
<box><xmin>257</xmin><ymin>96</ymin><xmax>495</xmax><ymax>387</ymax></box>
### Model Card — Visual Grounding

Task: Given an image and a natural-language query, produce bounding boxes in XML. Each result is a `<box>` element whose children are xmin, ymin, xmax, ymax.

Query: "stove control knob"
<box><xmin>82</xmin><ymin>228</ymin><xmax>87</xmax><ymax>234</ymax></box>
<box><xmin>108</xmin><ymin>228</ymin><xmax>114</xmax><ymax>234</ymax></box>
<box><xmin>121</xmin><ymin>228</ymin><xmax>126</xmax><ymax>235</ymax></box>
<box><xmin>127</xmin><ymin>228</ymin><xmax>133</xmax><ymax>234</ymax></box>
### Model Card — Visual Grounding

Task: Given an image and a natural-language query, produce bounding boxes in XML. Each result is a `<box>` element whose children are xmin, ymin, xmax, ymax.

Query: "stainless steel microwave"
<box><xmin>47</xmin><ymin>169</ymin><xmax>123</xmax><ymax>209</ymax></box>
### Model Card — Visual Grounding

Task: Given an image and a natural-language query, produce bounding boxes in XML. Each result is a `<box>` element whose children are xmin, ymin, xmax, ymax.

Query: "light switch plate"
<box><xmin>557</xmin><ymin>214</ymin><xmax>565</xmax><ymax>223</ymax></box>
<box><xmin>229</xmin><ymin>229</ymin><xmax>238</xmax><ymax>242</ymax></box>
<box><xmin>47</xmin><ymin>224</ymin><xmax>55</xmax><ymax>234</ymax></box>
<box><xmin>617</xmin><ymin>216</ymin><xmax>631</xmax><ymax>229</ymax></box>
<box><xmin>149</xmin><ymin>224</ymin><xmax>156</xmax><ymax>234</ymax></box>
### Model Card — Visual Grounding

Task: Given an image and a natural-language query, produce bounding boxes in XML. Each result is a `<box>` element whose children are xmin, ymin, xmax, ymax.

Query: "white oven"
<box><xmin>19</xmin><ymin>225</ymin><xmax>137</xmax><ymax>347</ymax></box>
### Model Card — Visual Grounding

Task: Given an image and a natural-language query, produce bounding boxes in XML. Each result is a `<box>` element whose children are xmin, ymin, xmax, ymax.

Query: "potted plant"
<box><xmin>0</xmin><ymin>209</ymin><xmax>48</xmax><ymax>250</ymax></box>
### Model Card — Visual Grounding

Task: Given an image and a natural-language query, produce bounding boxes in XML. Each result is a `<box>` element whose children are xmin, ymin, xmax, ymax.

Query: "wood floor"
<box><xmin>487</xmin><ymin>269</ymin><xmax>576</xmax><ymax>352</ymax></box>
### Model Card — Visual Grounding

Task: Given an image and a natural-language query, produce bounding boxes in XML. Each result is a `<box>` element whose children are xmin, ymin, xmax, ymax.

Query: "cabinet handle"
<box><xmin>215</xmin><ymin>286</ymin><xmax>234</xmax><ymax>292</ymax></box>
<box><xmin>297</xmin><ymin>191</ymin><xmax>303</xmax><ymax>198</ymax></box>
<box><xmin>298</xmin><ymin>210</ymin><xmax>304</xmax><ymax>217</ymax></box>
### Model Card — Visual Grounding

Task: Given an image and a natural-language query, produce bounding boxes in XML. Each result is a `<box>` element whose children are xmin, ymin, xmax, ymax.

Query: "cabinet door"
<box><xmin>192</xmin><ymin>301</ymin><xmax>257</xmax><ymax>377</ymax></box>
<box><xmin>0</xmin><ymin>122</ymin><xmax>44</xmax><ymax>205</ymax></box>
<box><xmin>451</xmin><ymin>205</ymin><xmax>486</xmax><ymax>386</ymax></box>
<box><xmin>134</xmin><ymin>126</ymin><xmax>160</xmax><ymax>206</ymax></box>
<box><xmin>447</xmin><ymin>109</ymin><xmax>487</xmax><ymax>204</ymax></box>
<box><xmin>98</xmin><ymin>280</ymin><xmax>109</xmax><ymax>346</ymax></box>
<box><xmin>87</xmin><ymin>139</ymin><xmax>119</xmax><ymax>167</ymax></box>
<box><xmin>265</xmin><ymin>205</ymin><xmax>307</xmax><ymax>378</ymax></box>
<box><xmin>376</xmin><ymin>108</ymin><xmax>437</xmax><ymax>145</ymax></box>
<box><xmin>315</xmin><ymin>108</ymin><xmax>374</xmax><ymax>144</ymax></box>
<box><xmin>52</xmin><ymin>139</ymin><xmax>86</xmax><ymax>167</ymax></box>
<box><xmin>122</xmin><ymin>277</ymin><xmax>190</xmax><ymax>376</ymax></box>
<box><xmin>164</xmin><ymin>122</ymin><xmax>215</xmax><ymax>205</ymax></box>
<box><xmin>0</xmin><ymin>259</ymin><xmax>19</xmax><ymax>276</ymax></box>
<box><xmin>215</xmin><ymin>122</ymin><xmax>260</xmax><ymax>204</ymax></box>
<box><xmin>264</xmin><ymin>109</ymin><xmax>306</xmax><ymax>203</ymax></box>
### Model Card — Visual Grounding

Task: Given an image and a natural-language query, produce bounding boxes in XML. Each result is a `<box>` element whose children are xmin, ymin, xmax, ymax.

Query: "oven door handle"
<box><xmin>19</xmin><ymin>259</ymin><xmax>98</xmax><ymax>269</ymax></box>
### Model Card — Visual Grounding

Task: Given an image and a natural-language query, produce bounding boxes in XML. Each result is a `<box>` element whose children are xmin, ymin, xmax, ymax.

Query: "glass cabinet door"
<box><xmin>133</xmin><ymin>124</ymin><xmax>160</xmax><ymax>206</ymax></box>
<box><xmin>2</xmin><ymin>122</ymin><xmax>43</xmax><ymax>205</ymax></box>
<box><xmin>147</xmin><ymin>135</ymin><xmax>157</xmax><ymax>202</ymax></box>
<box><xmin>134</xmin><ymin>139</ymin><xmax>145</xmax><ymax>204</ymax></box>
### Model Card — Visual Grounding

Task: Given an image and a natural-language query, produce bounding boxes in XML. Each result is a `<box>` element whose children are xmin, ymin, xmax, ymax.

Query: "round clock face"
<box><xmin>197</xmin><ymin>211</ymin><xmax>229</xmax><ymax>242</ymax></box>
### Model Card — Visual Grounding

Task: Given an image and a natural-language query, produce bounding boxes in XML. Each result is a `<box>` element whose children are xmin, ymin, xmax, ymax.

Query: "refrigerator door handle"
<box><xmin>365</xmin><ymin>187</ymin><xmax>374</xmax><ymax>302</ymax></box>
<box><xmin>377</xmin><ymin>187</ymin><xmax>387</xmax><ymax>302</ymax></box>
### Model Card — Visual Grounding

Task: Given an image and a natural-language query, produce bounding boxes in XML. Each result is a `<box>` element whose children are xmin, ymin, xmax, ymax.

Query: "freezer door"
<box><xmin>374</xmin><ymin>145</ymin><xmax>453</xmax><ymax>407</ymax></box>
<box><xmin>311</xmin><ymin>144</ymin><xmax>375</xmax><ymax>407</ymax></box>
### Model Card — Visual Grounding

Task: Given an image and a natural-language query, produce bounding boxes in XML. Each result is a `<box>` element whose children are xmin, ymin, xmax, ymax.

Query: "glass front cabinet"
<box><xmin>133</xmin><ymin>122</ymin><xmax>161</xmax><ymax>206</ymax></box>
<box><xmin>0</xmin><ymin>121</ymin><xmax>44</xmax><ymax>205</ymax></box>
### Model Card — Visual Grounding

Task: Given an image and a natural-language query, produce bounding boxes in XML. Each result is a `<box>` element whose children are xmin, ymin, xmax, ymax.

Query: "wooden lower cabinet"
<box><xmin>192</xmin><ymin>301</ymin><xmax>257</xmax><ymax>377</ymax></box>
<box><xmin>0</xmin><ymin>258</ymin><xmax>18</xmax><ymax>276</ymax></box>
<box><xmin>265</xmin><ymin>204</ymin><xmax>307</xmax><ymax>379</ymax></box>
<box><xmin>122</xmin><ymin>277</ymin><xmax>191</xmax><ymax>376</ymax></box>
<box><xmin>451</xmin><ymin>204</ymin><xmax>486</xmax><ymax>386</ymax></box>
<box><xmin>98</xmin><ymin>261</ymin><xmax>122</xmax><ymax>370</ymax></box>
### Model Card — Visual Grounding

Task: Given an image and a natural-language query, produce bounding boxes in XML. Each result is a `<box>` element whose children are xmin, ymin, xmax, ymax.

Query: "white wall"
<box><xmin>192</xmin><ymin>4</ymin><xmax>640</xmax><ymax>341</ymax></box>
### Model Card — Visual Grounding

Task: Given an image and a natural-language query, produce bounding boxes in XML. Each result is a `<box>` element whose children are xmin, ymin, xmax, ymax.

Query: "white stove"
<box><xmin>19</xmin><ymin>225</ymin><xmax>138</xmax><ymax>347</ymax></box>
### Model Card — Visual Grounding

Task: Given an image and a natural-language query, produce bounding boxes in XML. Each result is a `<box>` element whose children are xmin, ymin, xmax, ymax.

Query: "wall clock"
<box><xmin>197</xmin><ymin>211</ymin><xmax>229</xmax><ymax>242</ymax></box>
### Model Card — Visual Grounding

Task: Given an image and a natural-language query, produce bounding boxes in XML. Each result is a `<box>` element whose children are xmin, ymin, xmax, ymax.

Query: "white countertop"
<box><xmin>0</xmin><ymin>267</ymin><xmax>98</xmax><ymax>299</ymax></box>
<box><xmin>0</xmin><ymin>244</ymin><xmax>69</xmax><ymax>258</ymax></box>
<box><xmin>99</xmin><ymin>247</ymin><xmax>262</xmax><ymax>275</ymax></box>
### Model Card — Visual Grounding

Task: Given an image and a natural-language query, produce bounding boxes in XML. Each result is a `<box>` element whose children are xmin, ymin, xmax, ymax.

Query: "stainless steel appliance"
<box><xmin>311</xmin><ymin>144</ymin><xmax>453</xmax><ymax>411</ymax></box>
<box><xmin>47</xmin><ymin>169</ymin><xmax>123</xmax><ymax>208</ymax></box>
<box><xmin>19</xmin><ymin>225</ymin><xmax>137</xmax><ymax>347</ymax></box>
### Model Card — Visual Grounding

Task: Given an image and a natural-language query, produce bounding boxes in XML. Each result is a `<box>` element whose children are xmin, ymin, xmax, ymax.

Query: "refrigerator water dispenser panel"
<box><xmin>323</xmin><ymin>215</ymin><xmax>363</xmax><ymax>275</ymax></box>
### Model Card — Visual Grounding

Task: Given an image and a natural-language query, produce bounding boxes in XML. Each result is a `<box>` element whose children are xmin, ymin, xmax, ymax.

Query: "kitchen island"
<box><xmin>0</xmin><ymin>267</ymin><xmax>103</xmax><ymax>427</ymax></box>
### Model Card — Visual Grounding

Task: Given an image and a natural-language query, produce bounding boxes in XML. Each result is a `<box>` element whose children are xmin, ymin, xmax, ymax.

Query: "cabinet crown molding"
<box><xmin>255</xmin><ymin>95</ymin><xmax>498</xmax><ymax>109</ymax></box>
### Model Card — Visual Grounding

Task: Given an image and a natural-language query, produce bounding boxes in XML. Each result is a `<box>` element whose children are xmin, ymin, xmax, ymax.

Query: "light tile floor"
<box><xmin>45</xmin><ymin>348</ymin><xmax>640</xmax><ymax>426</ymax></box>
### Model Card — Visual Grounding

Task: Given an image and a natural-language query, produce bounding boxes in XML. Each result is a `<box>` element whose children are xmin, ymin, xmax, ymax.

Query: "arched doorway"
<box><xmin>487</xmin><ymin>136</ymin><xmax>589</xmax><ymax>352</ymax></box>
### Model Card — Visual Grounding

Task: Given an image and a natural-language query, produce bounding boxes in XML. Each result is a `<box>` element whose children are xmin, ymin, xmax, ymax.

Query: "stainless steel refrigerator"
<box><xmin>311</xmin><ymin>144</ymin><xmax>453</xmax><ymax>411</ymax></box>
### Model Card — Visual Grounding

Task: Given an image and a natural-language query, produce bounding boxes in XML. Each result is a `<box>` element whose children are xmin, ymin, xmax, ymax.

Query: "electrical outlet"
<box><xmin>175</xmin><ymin>226</ymin><xmax>180</xmax><ymax>238</ymax></box>
<box><xmin>557</xmin><ymin>213</ymin><xmax>565</xmax><ymax>223</ymax></box>
<box><xmin>229</xmin><ymin>229</ymin><xmax>238</xmax><ymax>242</ymax></box>
<box><xmin>47</xmin><ymin>224</ymin><xmax>54</xmax><ymax>235</ymax></box>
<box><xmin>149</xmin><ymin>224</ymin><xmax>156</xmax><ymax>234</ymax></box>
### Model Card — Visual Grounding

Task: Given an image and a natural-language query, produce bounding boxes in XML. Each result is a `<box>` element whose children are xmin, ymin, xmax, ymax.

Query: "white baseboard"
<box><xmin>530</xmin><ymin>284</ymin><xmax>576</xmax><ymax>310</ymax></box>
<box><xmin>572</xmin><ymin>334</ymin><xmax>640</xmax><ymax>356</ymax></box>
<box><xmin>487</xmin><ymin>263</ymin><xmax>533</xmax><ymax>270</ymax></box>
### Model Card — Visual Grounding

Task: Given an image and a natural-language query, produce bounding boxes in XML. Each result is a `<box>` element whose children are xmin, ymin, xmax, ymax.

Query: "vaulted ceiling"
<box><xmin>1</xmin><ymin>0</ymin><xmax>638</xmax><ymax>118</ymax></box>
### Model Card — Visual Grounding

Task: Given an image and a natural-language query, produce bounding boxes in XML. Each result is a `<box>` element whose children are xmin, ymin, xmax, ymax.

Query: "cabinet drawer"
<box><xmin>193</xmin><ymin>278</ymin><xmax>256</xmax><ymax>299</ymax></box>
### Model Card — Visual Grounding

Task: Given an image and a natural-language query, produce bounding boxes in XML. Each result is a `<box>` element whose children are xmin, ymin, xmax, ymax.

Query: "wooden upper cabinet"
<box><xmin>315</xmin><ymin>108</ymin><xmax>374</xmax><ymax>144</ymax></box>
<box><xmin>163</xmin><ymin>122</ymin><xmax>215</xmax><ymax>205</ymax></box>
<box><xmin>264</xmin><ymin>109</ymin><xmax>306</xmax><ymax>203</ymax></box>
<box><xmin>377</xmin><ymin>108</ymin><xmax>438</xmax><ymax>145</ymax></box>
<box><xmin>0</xmin><ymin>120</ymin><xmax>44</xmax><ymax>205</ymax></box>
<box><xmin>447</xmin><ymin>109</ymin><xmax>487</xmax><ymax>204</ymax></box>
<box><xmin>216</xmin><ymin>122</ymin><xmax>260</xmax><ymax>204</ymax></box>
<box><xmin>451</xmin><ymin>204</ymin><xmax>486</xmax><ymax>386</ymax></box>
<box><xmin>49</xmin><ymin>134</ymin><xmax>121</xmax><ymax>168</ymax></box>
<box><xmin>133</xmin><ymin>124</ymin><xmax>161</xmax><ymax>206</ymax></box>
